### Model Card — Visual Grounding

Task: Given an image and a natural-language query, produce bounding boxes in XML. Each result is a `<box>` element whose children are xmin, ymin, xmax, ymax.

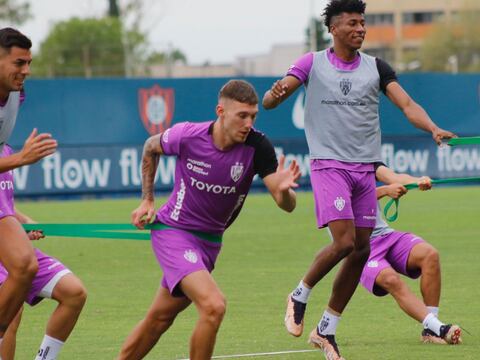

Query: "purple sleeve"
<box><xmin>2</xmin><ymin>145</ymin><xmax>13</xmax><ymax>157</ymax></box>
<box><xmin>286</xmin><ymin>52</ymin><xmax>314</xmax><ymax>84</ymax></box>
<box><xmin>160</xmin><ymin>122</ymin><xmax>188</xmax><ymax>156</ymax></box>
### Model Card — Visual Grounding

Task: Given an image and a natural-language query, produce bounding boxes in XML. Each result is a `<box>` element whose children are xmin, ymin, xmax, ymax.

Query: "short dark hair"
<box><xmin>0</xmin><ymin>27</ymin><xmax>32</xmax><ymax>52</ymax></box>
<box><xmin>322</xmin><ymin>0</ymin><xmax>366</xmax><ymax>32</ymax></box>
<box><xmin>219</xmin><ymin>80</ymin><xmax>258</xmax><ymax>105</ymax></box>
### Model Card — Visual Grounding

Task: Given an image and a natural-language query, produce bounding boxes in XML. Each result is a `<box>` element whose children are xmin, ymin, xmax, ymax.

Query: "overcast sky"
<box><xmin>18</xmin><ymin>0</ymin><xmax>328</xmax><ymax>64</ymax></box>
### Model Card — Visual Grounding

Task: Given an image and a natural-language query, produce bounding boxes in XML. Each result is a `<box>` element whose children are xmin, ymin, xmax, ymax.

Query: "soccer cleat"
<box><xmin>421</xmin><ymin>328</ymin><xmax>448</xmax><ymax>344</ymax></box>
<box><xmin>284</xmin><ymin>294</ymin><xmax>306</xmax><ymax>337</ymax></box>
<box><xmin>308</xmin><ymin>327</ymin><xmax>345</xmax><ymax>360</ymax></box>
<box><xmin>439</xmin><ymin>324</ymin><xmax>462</xmax><ymax>345</ymax></box>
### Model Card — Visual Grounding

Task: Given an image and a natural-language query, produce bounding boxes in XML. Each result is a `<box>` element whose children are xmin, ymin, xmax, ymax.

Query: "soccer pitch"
<box><xmin>14</xmin><ymin>188</ymin><xmax>480</xmax><ymax>359</ymax></box>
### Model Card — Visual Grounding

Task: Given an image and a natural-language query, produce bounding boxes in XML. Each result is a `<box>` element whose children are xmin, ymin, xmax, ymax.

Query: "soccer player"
<box><xmin>262</xmin><ymin>1</ymin><xmax>456</xmax><ymax>358</ymax></box>
<box><xmin>362</xmin><ymin>163</ymin><xmax>461</xmax><ymax>345</ymax></box>
<box><xmin>118</xmin><ymin>80</ymin><xmax>301</xmax><ymax>360</ymax></box>
<box><xmin>0</xmin><ymin>27</ymin><xmax>57</xmax><ymax>348</ymax></box>
<box><xmin>0</xmin><ymin>144</ymin><xmax>87</xmax><ymax>360</ymax></box>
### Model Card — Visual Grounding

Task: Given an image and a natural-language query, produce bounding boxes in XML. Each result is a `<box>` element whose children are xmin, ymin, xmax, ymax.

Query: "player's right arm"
<box><xmin>263</xmin><ymin>155</ymin><xmax>300</xmax><ymax>212</ymax></box>
<box><xmin>13</xmin><ymin>207</ymin><xmax>44</xmax><ymax>240</ymax></box>
<box><xmin>262</xmin><ymin>76</ymin><xmax>303</xmax><ymax>109</ymax></box>
<box><xmin>0</xmin><ymin>128</ymin><xmax>57</xmax><ymax>173</ymax></box>
<box><xmin>376</xmin><ymin>183</ymin><xmax>407</xmax><ymax>200</ymax></box>
<box><xmin>131</xmin><ymin>134</ymin><xmax>164</xmax><ymax>229</ymax></box>
<box><xmin>263</xmin><ymin>52</ymin><xmax>312</xmax><ymax>109</ymax></box>
<box><xmin>375</xmin><ymin>164</ymin><xmax>432</xmax><ymax>191</ymax></box>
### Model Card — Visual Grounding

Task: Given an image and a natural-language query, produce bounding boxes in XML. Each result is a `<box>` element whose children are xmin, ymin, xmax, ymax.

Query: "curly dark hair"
<box><xmin>322</xmin><ymin>0</ymin><xmax>367</xmax><ymax>32</ymax></box>
<box><xmin>0</xmin><ymin>27</ymin><xmax>31</xmax><ymax>52</ymax></box>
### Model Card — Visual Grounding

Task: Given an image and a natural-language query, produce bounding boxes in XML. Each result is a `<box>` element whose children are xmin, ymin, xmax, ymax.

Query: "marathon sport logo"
<box><xmin>340</xmin><ymin>78</ymin><xmax>352</xmax><ymax>96</ymax></box>
<box><xmin>138</xmin><ymin>84</ymin><xmax>175</xmax><ymax>135</ymax></box>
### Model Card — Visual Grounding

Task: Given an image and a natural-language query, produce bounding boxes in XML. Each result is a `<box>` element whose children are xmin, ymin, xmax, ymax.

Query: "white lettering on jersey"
<box><xmin>0</xmin><ymin>180</ymin><xmax>14</xmax><ymax>191</ymax></box>
<box><xmin>186</xmin><ymin>158</ymin><xmax>211</xmax><ymax>176</ymax></box>
<box><xmin>190</xmin><ymin>177</ymin><xmax>236</xmax><ymax>194</ymax></box>
<box><xmin>170</xmin><ymin>179</ymin><xmax>186</xmax><ymax>221</ymax></box>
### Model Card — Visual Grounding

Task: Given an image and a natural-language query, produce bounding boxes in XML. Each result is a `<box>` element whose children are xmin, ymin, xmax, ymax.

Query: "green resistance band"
<box><xmin>384</xmin><ymin>177</ymin><xmax>480</xmax><ymax>222</ymax></box>
<box><xmin>22</xmin><ymin>223</ymin><xmax>161</xmax><ymax>241</ymax></box>
<box><xmin>22</xmin><ymin>223</ymin><xmax>223</xmax><ymax>242</ymax></box>
<box><xmin>448</xmin><ymin>137</ymin><xmax>480</xmax><ymax>146</ymax></box>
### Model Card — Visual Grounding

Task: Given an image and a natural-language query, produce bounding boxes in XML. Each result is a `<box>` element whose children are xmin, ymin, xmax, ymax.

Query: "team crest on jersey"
<box><xmin>230</xmin><ymin>162</ymin><xmax>244</xmax><ymax>182</ymax></box>
<box><xmin>138</xmin><ymin>84</ymin><xmax>175</xmax><ymax>135</ymax></box>
<box><xmin>334</xmin><ymin>196</ymin><xmax>345</xmax><ymax>211</ymax></box>
<box><xmin>340</xmin><ymin>78</ymin><xmax>352</xmax><ymax>96</ymax></box>
<box><xmin>184</xmin><ymin>250</ymin><xmax>198</xmax><ymax>264</ymax></box>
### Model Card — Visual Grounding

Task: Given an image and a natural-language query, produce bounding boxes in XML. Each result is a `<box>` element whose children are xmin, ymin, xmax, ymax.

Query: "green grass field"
<box><xmin>13</xmin><ymin>187</ymin><xmax>480</xmax><ymax>359</ymax></box>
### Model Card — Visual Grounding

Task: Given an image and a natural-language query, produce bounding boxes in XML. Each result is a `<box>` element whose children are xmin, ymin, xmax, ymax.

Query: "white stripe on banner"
<box><xmin>177</xmin><ymin>349</ymin><xmax>317</xmax><ymax>359</ymax></box>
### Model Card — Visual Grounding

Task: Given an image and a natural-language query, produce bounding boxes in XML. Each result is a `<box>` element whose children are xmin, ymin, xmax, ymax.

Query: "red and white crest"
<box><xmin>138</xmin><ymin>85</ymin><xmax>175</xmax><ymax>135</ymax></box>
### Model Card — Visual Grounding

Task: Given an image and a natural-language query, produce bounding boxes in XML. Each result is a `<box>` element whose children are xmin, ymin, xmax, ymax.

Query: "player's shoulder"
<box><xmin>358</xmin><ymin>51</ymin><xmax>379</xmax><ymax>67</ymax></box>
<box><xmin>245</xmin><ymin>128</ymin><xmax>268</xmax><ymax>147</ymax></box>
<box><xmin>169</xmin><ymin>121</ymin><xmax>213</xmax><ymax>138</ymax></box>
<box><xmin>245</xmin><ymin>128</ymin><xmax>276</xmax><ymax>154</ymax></box>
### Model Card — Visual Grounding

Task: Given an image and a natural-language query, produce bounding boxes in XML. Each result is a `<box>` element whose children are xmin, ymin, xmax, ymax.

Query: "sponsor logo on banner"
<box><xmin>138</xmin><ymin>84</ymin><xmax>175</xmax><ymax>135</ymax></box>
<box><xmin>340</xmin><ymin>78</ymin><xmax>352</xmax><ymax>96</ymax></box>
<box><xmin>230</xmin><ymin>162</ymin><xmax>244</xmax><ymax>182</ymax></box>
<box><xmin>292</xmin><ymin>91</ymin><xmax>305</xmax><ymax>130</ymax></box>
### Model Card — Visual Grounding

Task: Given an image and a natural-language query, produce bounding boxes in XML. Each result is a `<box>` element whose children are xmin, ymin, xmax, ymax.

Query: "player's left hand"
<box><xmin>387</xmin><ymin>183</ymin><xmax>407</xmax><ymax>199</ymax></box>
<box><xmin>417</xmin><ymin>176</ymin><xmax>432</xmax><ymax>191</ymax></box>
<box><xmin>432</xmin><ymin>127</ymin><xmax>457</xmax><ymax>145</ymax></box>
<box><xmin>276</xmin><ymin>155</ymin><xmax>301</xmax><ymax>191</ymax></box>
<box><xmin>27</xmin><ymin>230</ymin><xmax>44</xmax><ymax>240</ymax></box>
<box><xmin>131</xmin><ymin>200</ymin><xmax>155</xmax><ymax>229</ymax></box>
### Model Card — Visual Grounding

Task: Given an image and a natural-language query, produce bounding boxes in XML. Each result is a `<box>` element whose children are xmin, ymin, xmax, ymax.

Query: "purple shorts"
<box><xmin>0</xmin><ymin>249</ymin><xmax>71</xmax><ymax>306</ymax></box>
<box><xmin>310</xmin><ymin>166</ymin><xmax>376</xmax><ymax>228</ymax></box>
<box><xmin>151</xmin><ymin>227</ymin><xmax>222</xmax><ymax>297</ymax></box>
<box><xmin>360</xmin><ymin>231</ymin><xmax>425</xmax><ymax>296</ymax></box>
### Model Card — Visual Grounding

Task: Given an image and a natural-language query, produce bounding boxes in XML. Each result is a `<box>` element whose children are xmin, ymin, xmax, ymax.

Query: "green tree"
<box><xmin>33</xmin><ymin>17</ymin><xmax>147</xmax><ymax>78</ymax></box>
<box><xmin>108</xmin><ymin>0</ymin><xmax>120</xmax><ymax>17</ymax></box>
<box><xmin>420</xmin><ymin>10</ymin><xmax>480</xmax><ymax>73</ymax></box>
<box><xmin>305</xmin><ymin>17</ymin><xmax>330</xmax><ymax>52</ymax></box>
<box><xmin>147</xmin><ymin>48</ymin><xmax>187</xmax><ymax>65</ymax></box>
<box><xmin>0</xmin><ymin>0</ymin><xmax>31</xmax><ymax>25</ymax></box>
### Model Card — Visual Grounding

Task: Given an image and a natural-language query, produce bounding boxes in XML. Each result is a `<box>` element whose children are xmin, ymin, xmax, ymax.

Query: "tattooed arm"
<box><xmin>131</xmin><ymin>134</ymin><xmax>164</xmax><ymax>229</ymax></box>
<box><xmin>141</xmin><ymin>134</ymin><xmax>163</xmax><ymax>201</ymax></box>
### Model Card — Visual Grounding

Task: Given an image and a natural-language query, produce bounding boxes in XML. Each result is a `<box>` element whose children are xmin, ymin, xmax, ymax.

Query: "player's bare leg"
<box><xmin>327</xmin><ymin>224</ymin><xmax>371</xmax><ymax>313</ymax></box>
<box><xmin>407</xmin><ymin>243</ymin><xmax>441</xmax><ymax>307</ymax></box>
<box><xmin>181</xmin><ymin>270</ymin><xmax>226</xmax><ymax>360</ymax></box>
<box><xmin>47</xmin><ymin>274</ymin><xmax>87</xmax><ymax>341</ymax></box>
<box><xmin>118</xmin><ymin>287</ymin><xmax>191</xmax><ymax>359</ymax></box>
<box><xmin>0</xmin><ymin>307</ymin><xmax>22</xmax><ymax>360</ymax></box>
<box><xmin>376</xmin><ymin>267</ymin><xmax>429</xmax><ymax>321</ymax></box>
<box><xmin>0</xmin><ymin>217</ymin><xmax>37</xmax><ymax>337</ymax></box>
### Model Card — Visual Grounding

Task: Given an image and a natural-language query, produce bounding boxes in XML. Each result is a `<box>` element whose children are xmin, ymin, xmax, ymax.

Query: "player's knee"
<box><xmin>70</xmin><ymin>283</ymin><xmax>88</xmax><ymax>310</ymax></box>
<box><xmin>200</xmin><ymin>296</ymin><xmax>227</xmax><ymax>325</ymax></box>
<box><xmin>8</xmin><ymin>253</ymin><xmax>38</xmax><ymax>281</ymax></box>
<box><xmin>333</xmin><ymin>241</ymin><xmax>355</xmax><ymax>258</ymax></box>
<box><xmin>379</xmin><ymin>273</ymin><xmax>402</xmax><ymax>293</ymax></box>
<box><xmin>422</xmin><ymin>247</ymin><xmax>440</xmax><ymax>270</ymax></box>
<box><xmin>354</xmin><ymin>242</ymin><xmax>370</xmax><ymax>262</ymax></box>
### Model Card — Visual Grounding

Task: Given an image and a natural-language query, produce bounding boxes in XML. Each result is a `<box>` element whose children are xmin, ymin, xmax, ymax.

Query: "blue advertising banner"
<box><xmin>8</xmin><ymin>74</ymin><xmax>480</xmax><ymax>197</ymax></box>
<box><xmin>11</xmin><ymin>137</ymin><xmax>480</xmax><ymax>197</ymax></box>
